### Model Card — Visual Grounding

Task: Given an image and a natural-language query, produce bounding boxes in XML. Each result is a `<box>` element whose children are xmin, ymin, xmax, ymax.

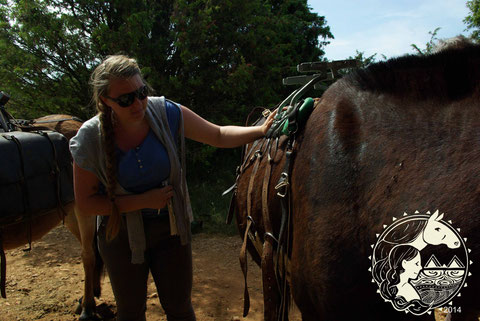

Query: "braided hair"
<box><xmin>90</xmin><ymin>55</ymin><xmax>146</xmax><ymax>241</ymax></box>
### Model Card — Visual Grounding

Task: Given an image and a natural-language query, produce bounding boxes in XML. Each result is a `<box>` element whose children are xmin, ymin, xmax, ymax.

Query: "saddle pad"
<box><xmin>0</xmin><ymin>131</ymin><xmax>73</xmax><ymax>226</ymax></box>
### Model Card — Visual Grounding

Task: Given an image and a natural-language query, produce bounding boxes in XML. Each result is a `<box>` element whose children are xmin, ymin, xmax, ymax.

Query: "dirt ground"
<box><xmin>0</xmin><ymin>226</ymin><xmax>301</xmax><ymax>321</ymax></box>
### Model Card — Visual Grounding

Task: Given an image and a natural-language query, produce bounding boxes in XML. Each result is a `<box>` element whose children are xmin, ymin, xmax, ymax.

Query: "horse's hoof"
<box><xmin>74</xmin><ymin>297</ymin><xmax>83</xmax><ymax>315</ymax></box>
<box><xmin>79</xmin><ymin>309</ymin><xmax>101</xmax><ymax>321</ymax></box>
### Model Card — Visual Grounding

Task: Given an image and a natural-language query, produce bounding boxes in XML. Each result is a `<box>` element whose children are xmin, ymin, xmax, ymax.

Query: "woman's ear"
<box><xmin>99</xmin><ymin>96</ymin><xmax>108</xmax><ymax>106</ymax></box>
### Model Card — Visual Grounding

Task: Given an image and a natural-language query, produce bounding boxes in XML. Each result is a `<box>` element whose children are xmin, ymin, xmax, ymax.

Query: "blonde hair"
<box><xmin>90</xmin><ymin>55</ymin><xmax>143</xmax><ymax>241</ymax></box>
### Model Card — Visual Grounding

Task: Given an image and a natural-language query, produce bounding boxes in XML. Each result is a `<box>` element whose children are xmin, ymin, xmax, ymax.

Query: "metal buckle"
<box><xmin>275</xmin><ymin>173</ymin><xmax>289</xmax><ymax>198</ymax></box>
<box><xmin>250</xmin><ymin>150</ymin><xmax>262</xmax><ymax>162</ymax></box>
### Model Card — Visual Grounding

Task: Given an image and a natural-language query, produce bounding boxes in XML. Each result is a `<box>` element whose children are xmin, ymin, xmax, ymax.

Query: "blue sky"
<box><xmin>308</xmin><ymin>0</ymin><xmax>471</xmax><ymax>60</ymax></box>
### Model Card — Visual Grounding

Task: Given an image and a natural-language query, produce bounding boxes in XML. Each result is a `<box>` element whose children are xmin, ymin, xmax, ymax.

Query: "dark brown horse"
<box><xmin>233</xmin><ymin>44</ymin><xmax>480</xmax><ymax>321</ymax></box>
<box><xmin>1</xmin><ymin>114</ymin><xmax>102</xmax><ymax>320</ymax></box>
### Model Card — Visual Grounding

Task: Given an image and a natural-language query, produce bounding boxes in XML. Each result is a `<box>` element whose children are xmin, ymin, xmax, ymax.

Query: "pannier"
<box><xmin>0</xmin><ymin>130</ymin><xmax>73</xmax><ymax>226</ymax></box>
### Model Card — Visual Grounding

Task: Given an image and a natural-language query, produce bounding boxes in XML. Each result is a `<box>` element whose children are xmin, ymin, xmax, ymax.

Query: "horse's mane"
<box><xmin>346</xmin><ymin>44</ymin><xmax>480</xmax><ymax>101</ymax></box>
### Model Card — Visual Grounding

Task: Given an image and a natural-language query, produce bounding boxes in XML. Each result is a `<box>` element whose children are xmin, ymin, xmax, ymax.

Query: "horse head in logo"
<box><xmin>420</xmin><ymin>210</ymin><xmax>460</xmax><ymax>249</ymax></box>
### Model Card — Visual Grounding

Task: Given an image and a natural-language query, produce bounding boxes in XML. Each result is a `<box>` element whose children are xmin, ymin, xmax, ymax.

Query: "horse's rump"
<box><xmin>289</xmin><ymin>45</ymin><xmax>480</xmax><ymax>319</ymax></box>
<box><xmin>235</xmin><ymin>44</ymin><xmax>480</xmax><ymax>320</ymax></box>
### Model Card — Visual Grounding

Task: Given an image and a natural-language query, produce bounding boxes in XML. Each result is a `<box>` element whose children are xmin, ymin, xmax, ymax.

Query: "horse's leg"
<box><xmin>65</xmin><ymin>206</ymin><xmax>99</xmax><ymax>320</ymax></box>
<box><xmin>62</xmin><ymin>211</ymin><xmax>84</xmax><ymax>315</ymax></box>
<box><xmin>77</xmin><ymin>211</ymin><xmax>100</xmax><ymax>321</ymax></box>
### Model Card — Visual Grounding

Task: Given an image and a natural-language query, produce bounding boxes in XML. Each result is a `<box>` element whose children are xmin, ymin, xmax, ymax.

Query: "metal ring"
<box><xmin>264</xmin><ymin>232</ymin><xmax>278</xmax><ymax>244</ymax></box>
<box><xmin>247</xmin><ymin>216</ymin><xmax>256</xmax><ymax>229</ymax></box>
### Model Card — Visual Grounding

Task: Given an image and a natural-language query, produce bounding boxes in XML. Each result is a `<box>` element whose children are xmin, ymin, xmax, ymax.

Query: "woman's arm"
<box><xmin>182</xmin><ymin>106</ymin><xmax>276</xmax><ymax>148</ymax></box>
<box><xmin>73</xmin><ymin>162</ymin><xmax>173</xmax><ymax>216</ymax></box>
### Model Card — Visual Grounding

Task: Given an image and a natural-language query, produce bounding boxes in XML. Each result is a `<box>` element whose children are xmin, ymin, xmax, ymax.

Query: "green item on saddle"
<box><xmin>281</xmin><ymin>97</ymin><xmax>315</xmax><ymax>136</ymax></box>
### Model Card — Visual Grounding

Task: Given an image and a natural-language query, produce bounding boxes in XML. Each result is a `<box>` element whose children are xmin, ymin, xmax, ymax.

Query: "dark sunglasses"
<box><xmin>105</xmin><ymin>85</ymin><xmax>148</xmax><ymax>107</ymax></box>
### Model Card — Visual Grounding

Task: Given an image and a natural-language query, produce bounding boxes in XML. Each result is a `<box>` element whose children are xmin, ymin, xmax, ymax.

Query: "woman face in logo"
<box><xmin>401</xmin><ymin>251</ymin><xmax>422</xmax><ymax>280</ymax></box>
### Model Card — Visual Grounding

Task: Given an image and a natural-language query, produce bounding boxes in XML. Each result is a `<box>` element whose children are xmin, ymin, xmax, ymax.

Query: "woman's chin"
<box><xmin>130</xmin><ymin>109</ymin><xmax>145</xmax><ymax>120</ymax></box>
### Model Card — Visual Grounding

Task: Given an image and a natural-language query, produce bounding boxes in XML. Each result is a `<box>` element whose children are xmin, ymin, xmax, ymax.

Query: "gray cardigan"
<box><xmin>70</xmin><ymin>97</ymin><xmax>193</xmax><ymax>263</ymax></box>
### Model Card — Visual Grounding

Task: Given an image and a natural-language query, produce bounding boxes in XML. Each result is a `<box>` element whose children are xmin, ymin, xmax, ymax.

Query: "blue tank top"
<box><xmin>116</xmin><ymin>99</ymin><xmax>180</xmax><ymax>193</ymax></box>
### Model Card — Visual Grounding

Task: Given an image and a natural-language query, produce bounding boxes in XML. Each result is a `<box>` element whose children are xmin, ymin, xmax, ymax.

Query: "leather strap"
<box><xmin>8</xmin><ymin>135</ymin><xmax>32</xmax><ymax>250</ymax></box>
<box><xmin>246</xmin><ymin>151</ymin><xmax>262</xmax><ymax>223</ymax></box>
<box><xmin>0</xmin><ymin>233</ymin><xmax>6</xmax><ymax>298</ymax></box>
<box><xmin>241</xmin><ymin>138</ymin><xmax>265</xmax><ymax>174</ymax></box>
<box><xmin>225</xmin><ymin>189</ymin><xmax>236</xmax><ymax>225</ymax></box>
<box><xmin>40</xmin><ymin>132</ymin><xmax>67</xmax><ymax>222</ymax></box>
<box><xmin>241</xmin><ymin>150</ymin><xmax>263</xmax><ymax>317</ymax></box>
<box><xmin>275</xmin><ymin>140</ymin><xmax>295</xmax><ymax>321</ymax></box>
<box><xmin>261</xmin><ymin>140</ymin><xmax>280</xmax><ymax>321</ymax></box>
<box><xmin>239</xmin><ymin>218</ymin><xmax>253</xmax><ymax>317</ymax></box>
<box><xmin>262</xmin><ymin>140</ymin><xmax>273</xmax><ymax>228</ymax></box>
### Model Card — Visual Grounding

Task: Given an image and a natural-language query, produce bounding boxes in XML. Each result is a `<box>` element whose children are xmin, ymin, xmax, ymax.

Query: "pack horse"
<box><xmin>0</xmin><ymin>96</ymin><xmax>101</xmax><ymax>321</ymax></box>
<box><xmin>231</xmin><ymin>44</ymin><xmax>480</xmax><ymax>321</ymax></box>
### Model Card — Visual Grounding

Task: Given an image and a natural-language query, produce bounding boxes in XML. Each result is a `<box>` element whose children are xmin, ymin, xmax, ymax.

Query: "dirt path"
<box><xmin>0</xmin><ymin>226</ymin><xmax>301</xmax><ymax>321</ymax></box>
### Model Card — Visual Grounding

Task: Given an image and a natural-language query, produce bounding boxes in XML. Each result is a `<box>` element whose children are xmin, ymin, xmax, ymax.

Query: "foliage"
<box><xmin>170</xmin><ymin>0</ymin><xmax>332</xmax><ymax>189</ymax></box>
<box><xmin>0</xmin><ymin>0</ymin><xmax>182</xmax><ymax>119</ymax></box>
<box><xmin>411</xmin><ymin>27</ymin><xmax>441</xmax><ymax>55</ymax></box>
<box><xmin>464</xmin><ymin>0</ymin><xmax>480</xmax><ymax>40</ymax></box>
<box><xmin>0</xmin><ymin>0</ymin><xmax>332</xmax><ymax>232</ymax></box>
<box><xmin>0</xmin><ymin>0</ymin><xmax>98</xmax><ymax>119</ymax></box>
<box><xmin>348</xmin><ymin>50</ymin><xmax>385</xmax><ymax>68</ymax></box>
<box><xmin>170</xmin><ymin>0</ymin><xmax>332</xmax><ymax>125</ymax></box>
<box><xmin>0</xmin><ymin>0</ymin><xmax>332</xmax><ymax>120</ymax></box>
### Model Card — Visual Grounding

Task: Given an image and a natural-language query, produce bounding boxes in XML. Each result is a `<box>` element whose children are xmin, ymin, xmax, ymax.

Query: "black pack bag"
<box><xmin>0</xmin><ymin>131</ymin><xmax>73</xmax><ymax>226</ymax></box>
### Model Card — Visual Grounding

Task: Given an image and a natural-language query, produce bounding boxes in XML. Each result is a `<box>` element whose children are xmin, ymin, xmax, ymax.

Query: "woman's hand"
<box><xmin>259</xmin><ymin>108</ymin><xmax>278</xmax><ymax>135</ymax></box>
<box><xmin>182</xmin><ymin>105</ymin><xmax>279</xmax><ymax>148</ymax></box>
<box><xmin>142</xmin><ymin>185</ymin><xmax>174</xmax><ymax>209</ymax></box>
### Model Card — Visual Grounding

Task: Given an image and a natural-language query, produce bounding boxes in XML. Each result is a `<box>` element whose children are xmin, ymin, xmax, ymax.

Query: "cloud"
<box><xmin>326</xmin><ymin>20</ymin><xmax>427</xmax><ymax>59</ymax></box>
<box><xmin>312</xmin><ymin>0</ymin><xmax>469</xmax><ymax>60</ymax></box>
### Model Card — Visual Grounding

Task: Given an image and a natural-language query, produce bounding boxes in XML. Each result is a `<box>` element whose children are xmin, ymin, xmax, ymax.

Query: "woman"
<box><xmin>70</xmin><ymin>55</ymin><xmax>276</xmax><ymax>321</ymax></box>
<box><xmin>378</xmin><ymin>244</ymin><xmax>430</xmax><ymax>315</ymax></box>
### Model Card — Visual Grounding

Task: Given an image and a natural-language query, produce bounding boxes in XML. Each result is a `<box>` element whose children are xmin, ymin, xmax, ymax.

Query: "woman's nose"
<box><xmin>132</xmin><ymin>97</ymin><xmax>143</xmax><ymax>107</ymax></box>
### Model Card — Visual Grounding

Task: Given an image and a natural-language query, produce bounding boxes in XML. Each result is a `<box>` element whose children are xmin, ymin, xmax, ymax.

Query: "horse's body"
<box><xmin>234</xmin><ymin>45</ymin><xmax>480</xmax><ymax>320</ymax></box>
<box><xmin>1</xmin><ymin>114</ymin><xmax>100</xmax><ymax>320</ymax></box>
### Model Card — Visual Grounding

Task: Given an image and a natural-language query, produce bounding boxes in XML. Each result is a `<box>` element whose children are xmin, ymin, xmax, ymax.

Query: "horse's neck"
<box><xmin>407</xmin><ymin>234</ymin><xmax>426</xmax><ymax>251</ymax></box>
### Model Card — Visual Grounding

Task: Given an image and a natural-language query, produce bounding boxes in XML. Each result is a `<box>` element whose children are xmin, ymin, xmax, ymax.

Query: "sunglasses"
<box><xmin>105</xmin><ymin>85</ymin><xmax>148</xmax><ymax>107</ymax></box>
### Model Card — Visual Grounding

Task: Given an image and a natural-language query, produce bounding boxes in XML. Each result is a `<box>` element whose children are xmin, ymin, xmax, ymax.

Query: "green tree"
<box><xmin>169</xmin><ymin>0</ymin><xmax>332</xmax><ymax>228</ymax></box>
<box><xmin>348</xmin><ymin>50</ymin><xmax>384</xmax><ymax>68</ymax></box>
<box><xmin>164</xmin><ymin>0</ymin><xmax>333</xmax><ymax>171</ymax></box>
<box><xmin>0</xmin><ymin>0</ymin><xmax>332</xmax><ymax>230</ymax></box>
<box><xmin>1</xmin><ymin>0</ymin><xmax>332</xmax><ymax>120</ymax></box>
<box><xmin>0</xmin><ymin>0</ymin><xmax>97</xmax><ymax>118</ymax></box>
<box><xmin>171</xmin><ymin>0</ymin><xmax>332</xmax><ymax>125</ymax></box>
<box><xmin>0</xmin><ymin>0</ymin><xmax>176</xmax><ymax>119</ymax></box>
<box><xmin>464</xmin><ymin>0</ymin><xmax>480</xmax><ymax>40</ymax></box>
<box><xmin>411</xmin><ymin>27</ymin><xmax>441</xmax><ymax>55</ymax></box>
